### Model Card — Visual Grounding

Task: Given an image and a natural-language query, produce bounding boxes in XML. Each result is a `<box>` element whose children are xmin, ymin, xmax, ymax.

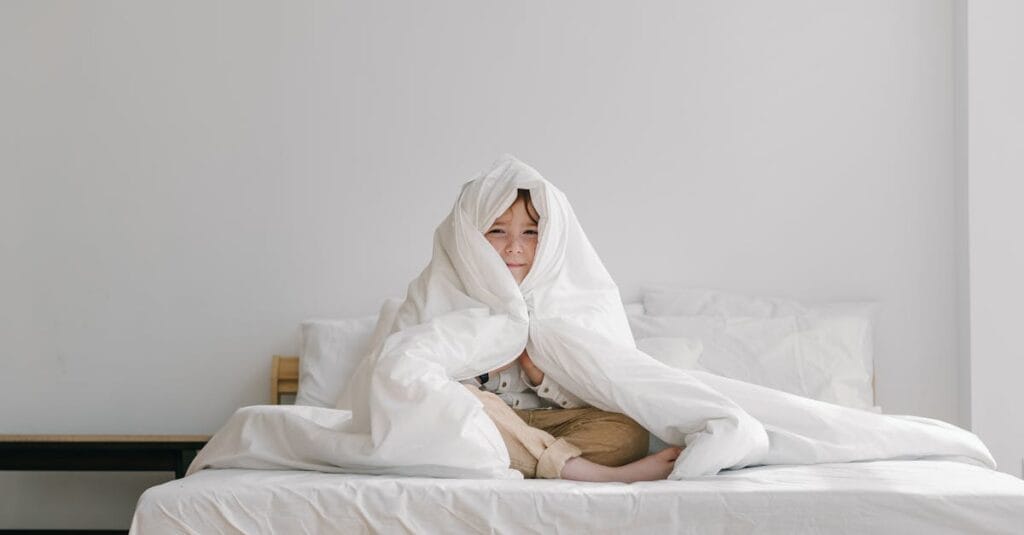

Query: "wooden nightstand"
<box><xmin>0</xmin><ymin>434</ymin><xmax>211</xmax><ymax>479</ymax></box>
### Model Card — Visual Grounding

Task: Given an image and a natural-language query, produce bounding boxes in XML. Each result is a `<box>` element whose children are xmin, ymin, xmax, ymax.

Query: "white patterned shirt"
<box><xmin>463</xmin><ymin>362</ymin><xmax>588</xmax><ymax>410</ymax></box>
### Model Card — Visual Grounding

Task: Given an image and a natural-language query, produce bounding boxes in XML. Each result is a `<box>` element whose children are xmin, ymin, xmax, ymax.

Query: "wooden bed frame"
<box><xmin>270</xmin><ymin>355</ymin><xmax>877</xmax><ymax>406</ymax></box>
<box><xmin>271</xmin><ymin>355</ymin><xmax>299</xmax><ymax>405</ymax></box>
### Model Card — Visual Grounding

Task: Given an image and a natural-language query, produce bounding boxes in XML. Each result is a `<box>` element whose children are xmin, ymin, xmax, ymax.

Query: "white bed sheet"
<box><xmin>132</xmin><ymin>460</ymin><xmax>1024</xmax><ymax>534</ymax></box>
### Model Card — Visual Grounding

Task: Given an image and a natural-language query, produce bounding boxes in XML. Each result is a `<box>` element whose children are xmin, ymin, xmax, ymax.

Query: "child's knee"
<box><xmin>610</xmin><ymin>414</ymin><xmax>651</xmax><ymax>463</ymax></box>
<box><xmin>583</xmin><ymin>413</ymin><xmax>650</xmax><ymax>466</ymax></box>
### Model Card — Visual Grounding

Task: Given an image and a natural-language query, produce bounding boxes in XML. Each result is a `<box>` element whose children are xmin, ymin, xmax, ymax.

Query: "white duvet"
<box><xmin>187</xmin><ymin>155</ymin><xmax>994</xmax><ymax>480</ymax></box>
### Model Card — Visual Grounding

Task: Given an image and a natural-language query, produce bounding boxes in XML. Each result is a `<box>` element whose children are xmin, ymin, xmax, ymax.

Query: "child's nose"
<box><xmin>506</xmin><ymin>237</ymin><xmax>524</xmax><ymax>253</ymax></box>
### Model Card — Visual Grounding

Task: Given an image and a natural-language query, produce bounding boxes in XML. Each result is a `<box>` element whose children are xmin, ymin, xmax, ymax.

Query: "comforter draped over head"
<box><xmin>187</xmin><ymin>155</ymin><xmax>995</xmax><ymax>479</ymax></box>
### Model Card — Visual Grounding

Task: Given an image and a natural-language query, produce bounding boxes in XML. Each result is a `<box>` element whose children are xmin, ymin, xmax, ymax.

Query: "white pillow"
<box><xmin>295</xmin><ymin>316</ymin><xmax>378</xmax><ymax>407</ymax></box>
<box><xmin>295</xmin><ymin>298</ymin><xmax>404</xmax><ymax>408</ymax></box>
<box><xmin>642</xmin><ymin>288</ymin><xmax>877</xmax><ymax>379</ymax></box>
<box><xmin>630</xmin><ymin>289</ymin><xmax>877</xmax><ymax>410</ymax></box>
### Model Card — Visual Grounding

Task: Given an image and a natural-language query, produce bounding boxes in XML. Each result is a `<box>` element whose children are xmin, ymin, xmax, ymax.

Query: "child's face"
<box><xmin>484</xmin><ymin>198</ymin><xmax>539</xmax><ymax>285</ymax></box>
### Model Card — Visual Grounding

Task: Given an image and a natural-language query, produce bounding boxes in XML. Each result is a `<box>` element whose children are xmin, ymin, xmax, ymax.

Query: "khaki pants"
<box><xmin>466</xmin><ymin>385</ymin><xmax>650</xmax><ymax>479</ymax></box>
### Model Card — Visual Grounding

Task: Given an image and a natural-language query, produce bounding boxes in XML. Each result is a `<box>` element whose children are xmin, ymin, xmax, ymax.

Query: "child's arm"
<box><xmin>519</xmin><ymin>351</ymin><xmax>587</xmax><ymax>408</ymax></box>
<box><xmin>518</xmin><ymin>351</ymin><xmax>544</xmax><ymax>386</ymax></box>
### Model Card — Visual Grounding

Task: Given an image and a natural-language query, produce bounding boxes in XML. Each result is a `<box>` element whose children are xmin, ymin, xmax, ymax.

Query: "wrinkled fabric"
<box><xmin>135</xmin><ymin>462</ymin><xmax>1024</xmax><ymax>535</ymax></box>
<box><xmin>188</xmin><ymin>155</ymin><xmax>994</xmax><ymax>480</ymax></box>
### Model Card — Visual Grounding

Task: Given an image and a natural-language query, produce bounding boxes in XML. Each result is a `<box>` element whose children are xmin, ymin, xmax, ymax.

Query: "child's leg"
<box><xmin>527</xmin><ymin>407</ymin><xmax>651</xmax><ymax>467</ymax></box>
<box><xmin>527</xmin><ymin>408</ymin><xmax>681</xmax><ymax>482</ymax></box>
<box><xmin>463</xmin><ymin>385</ymin><xmax>581</xmax><ymax>478</ymax></box>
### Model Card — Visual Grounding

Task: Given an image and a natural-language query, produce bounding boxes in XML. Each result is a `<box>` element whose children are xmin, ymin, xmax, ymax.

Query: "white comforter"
<box><xmin>187</xmin><ymin>155</ymin><xmax>994</xmax><ymax>480</ymax></box>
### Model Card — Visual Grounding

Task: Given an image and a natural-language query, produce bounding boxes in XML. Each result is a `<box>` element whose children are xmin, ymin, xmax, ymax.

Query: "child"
<box><xmin>463</xmin><ymin>188</ymin><xmax>682</xmax><ymax>482</ymax></box>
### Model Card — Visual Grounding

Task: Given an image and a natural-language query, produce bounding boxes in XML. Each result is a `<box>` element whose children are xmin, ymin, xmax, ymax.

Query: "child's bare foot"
<box><xmin>560</xmin><ymin>446</ymin><xmax>683</xmax><ymax>483</ymax></box>
<box><xmin>613</xmin><ymin>446</ymin><xmax>683</xmax><ymax>482</ymax></box>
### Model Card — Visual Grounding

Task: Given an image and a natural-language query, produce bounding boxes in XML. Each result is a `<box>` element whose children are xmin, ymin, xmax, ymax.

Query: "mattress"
<box><xmin>131</xmin><ymin>460</ymin><xmax>1024</xmax><ymax>534</ymax></box>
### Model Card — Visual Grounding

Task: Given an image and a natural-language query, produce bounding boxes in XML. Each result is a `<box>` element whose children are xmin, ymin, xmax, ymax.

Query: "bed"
<box><xmin>130</xmin><ymin>357</ymin><xmax>1024</xmax><ymax>534</ymax></box>
<box><xmin>131</xmin><ymin>460</ymin><xmax>1024</xmax><ymax>534</ymax></box>
<box><xmin>131</xmin><ymin>287</ymin><xmax>1024</xmax><ymax>533</ymax></box>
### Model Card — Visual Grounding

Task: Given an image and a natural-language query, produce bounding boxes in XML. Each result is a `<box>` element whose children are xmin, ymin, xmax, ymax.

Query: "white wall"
<box><xmin>1</xmin><ymin>0</ymin><xmax>964</xmax><ymax>529</ymax></box>
<box><xmin>953</xmin><ymin>0</ymin><xmax>971</xmax><ymax>433</ymax></box>
<box><xmin>967</xmin><ymin>0</ymin><xmax>1024</xmax><ymax>478</ymax></box>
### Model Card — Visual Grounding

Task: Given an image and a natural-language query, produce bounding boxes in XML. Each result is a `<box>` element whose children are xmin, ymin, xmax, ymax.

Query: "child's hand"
<box><xmin>518</xmin><ymin>350</ymin><xmax>545</xmax><ymax>386</ymax></box>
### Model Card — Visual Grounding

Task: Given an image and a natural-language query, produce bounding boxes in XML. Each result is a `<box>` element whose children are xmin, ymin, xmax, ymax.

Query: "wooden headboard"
<box><xmin>271</xmin><ymin>355</ymin><xmax>299</xmax><ymax>405</ymax></box>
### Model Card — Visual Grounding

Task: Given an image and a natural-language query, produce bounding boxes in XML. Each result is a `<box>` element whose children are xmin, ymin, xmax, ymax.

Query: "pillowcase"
<box><xmin>295</xmin><ymin>298</ymin><xmax>403</xmax><ymax>408</ymax></box>
<box><xmin>631</xmin><ymin>288</ymin><xmax>877</xmax><ymax>411</ymax></box>
<box><xmin>295</xmin><ymin>316</ymin><xmax>378</xmax><ymax>407</ymax></box>
<box><xmin>642</xmin><ymin>288</ymin><xmax>877</xmax><ymax>379</ymax></box>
